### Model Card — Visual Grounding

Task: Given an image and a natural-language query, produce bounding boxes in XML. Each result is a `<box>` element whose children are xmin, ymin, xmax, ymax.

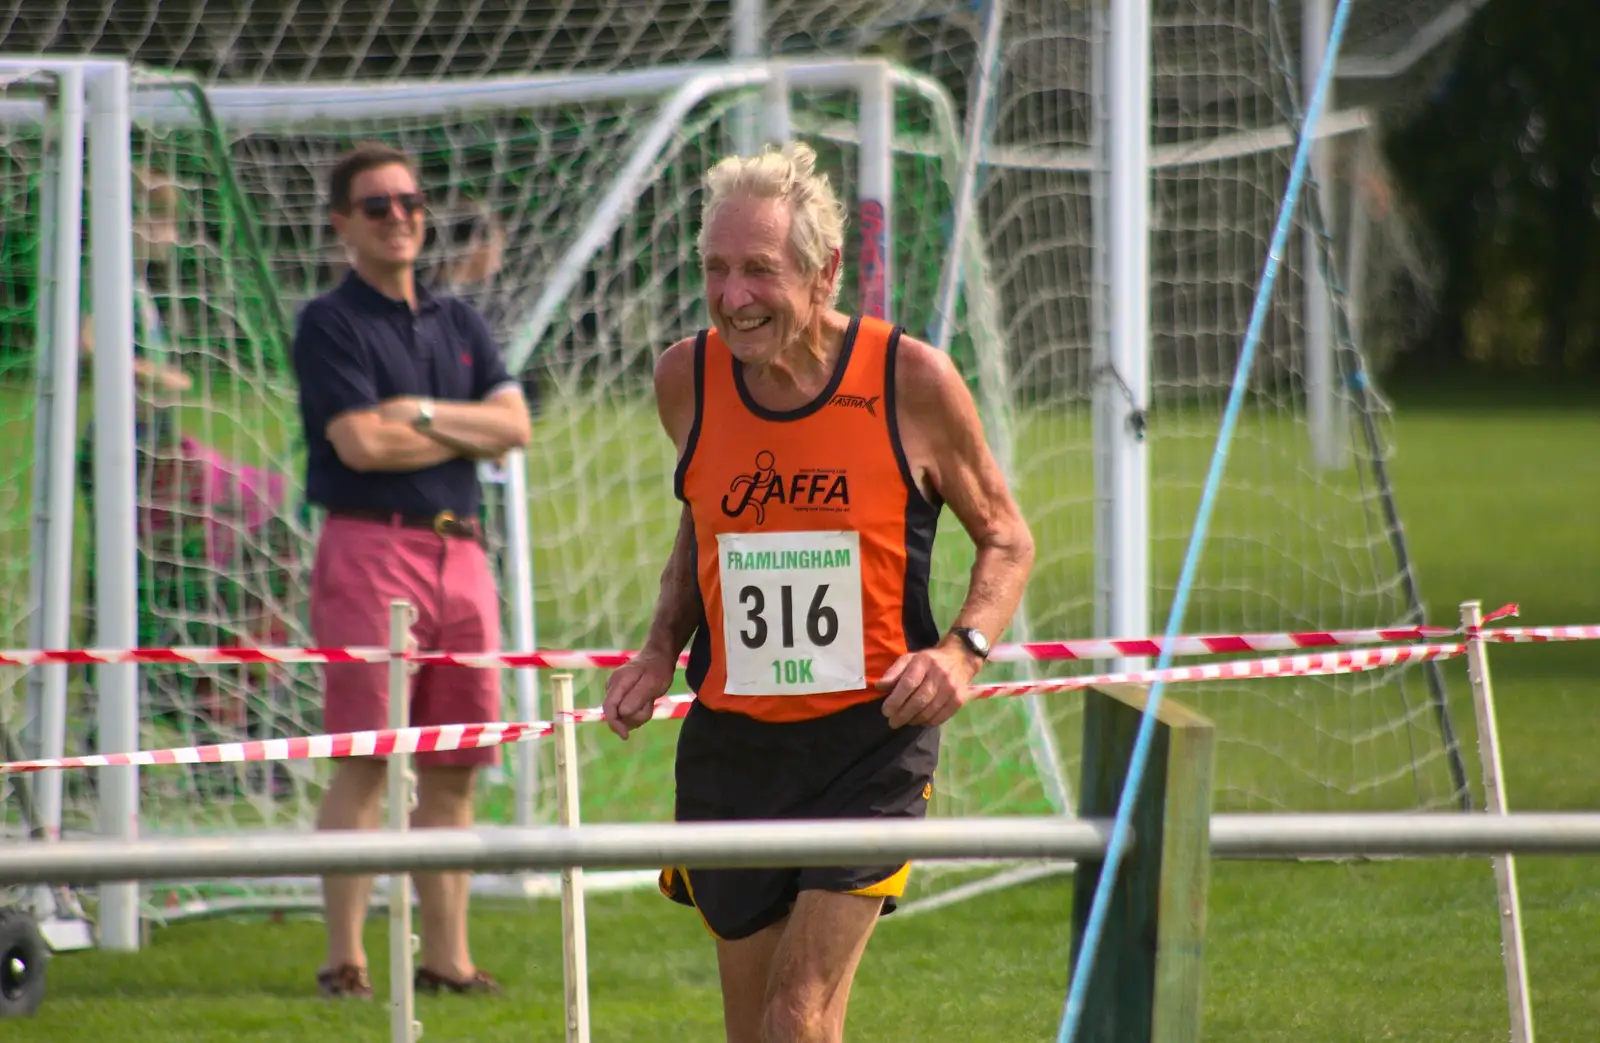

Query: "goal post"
<box><xmin>17</xmin><ymin>62</ymin><xmax>85</xmax><ymax>855</ymax></box>
<box><xmin>8</xmin><ymin>61</ymin><xmax>92</xmax><ymax>951</ymax></box>
<box><xmin>0</xmin><ymin>56</ymin><xmax>145</xmax><ymax>949</ymax></box>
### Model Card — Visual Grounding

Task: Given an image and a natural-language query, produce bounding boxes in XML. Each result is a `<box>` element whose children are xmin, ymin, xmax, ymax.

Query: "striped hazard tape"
<box><xmin>0</xmin><ymin>601</ymin><xmax>1577</xmax><ymax>671</ymax></box>
<box><xmin>0</xmin><ymin>642</ymin><xmax>1467</xmax><ymax>775</ymax></box>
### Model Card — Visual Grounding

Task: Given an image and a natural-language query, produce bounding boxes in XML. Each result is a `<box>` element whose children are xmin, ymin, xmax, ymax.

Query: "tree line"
<box><xmin>1382</xmin><ymin>0</ymin><xmax>1600</xmax><ymax>375</ymax></box>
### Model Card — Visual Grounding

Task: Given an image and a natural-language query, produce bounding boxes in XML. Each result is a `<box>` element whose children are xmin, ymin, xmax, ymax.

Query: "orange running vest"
<box><xmin>675</xmin><ymin>316</ymin><xmax>943</xmax><ymax>723</ymax></box>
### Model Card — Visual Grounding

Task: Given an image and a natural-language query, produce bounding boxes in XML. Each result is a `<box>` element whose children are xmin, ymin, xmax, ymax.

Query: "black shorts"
<box><xmin>658</xmin><ymin>696</ymin><xmax>941</xmax><ymax>941</ymax></box>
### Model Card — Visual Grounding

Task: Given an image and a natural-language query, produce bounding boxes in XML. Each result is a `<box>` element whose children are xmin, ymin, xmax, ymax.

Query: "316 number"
<box><xmin>737</xmin><ymin>584</ymin><xmax>839</xmax><ymax>650</ymax></box>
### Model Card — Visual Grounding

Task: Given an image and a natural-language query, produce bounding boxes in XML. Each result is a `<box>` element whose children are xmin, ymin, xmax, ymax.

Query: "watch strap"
<box><xmin>951</xmin><ymin>626</ymin><xmax>991</xmax><ymax>660</ymax></box>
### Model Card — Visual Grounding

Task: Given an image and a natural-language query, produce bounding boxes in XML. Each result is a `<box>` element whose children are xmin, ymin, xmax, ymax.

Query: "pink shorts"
<box><xmin>310</xmin><ymin>515</ymin><xmax>502</xmax><ymax>768</ymax></box>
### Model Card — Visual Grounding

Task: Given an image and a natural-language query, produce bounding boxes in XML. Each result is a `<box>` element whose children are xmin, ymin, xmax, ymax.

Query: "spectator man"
<box><xmin>291</xmin><ymin>143</ymin><xmax>531</xmax><ymax>999</ymax></box>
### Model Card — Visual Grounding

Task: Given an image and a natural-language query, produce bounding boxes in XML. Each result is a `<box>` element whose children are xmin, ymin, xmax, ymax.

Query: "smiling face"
<box><xmin>701</xmin><ymin>193</ymin><xmax>836</xmax><ymax>365</ymax></box>
<box><xmin>331</xmin><ymin>161</ymin><xmax>425</xmax><ymax>274</ymax></box>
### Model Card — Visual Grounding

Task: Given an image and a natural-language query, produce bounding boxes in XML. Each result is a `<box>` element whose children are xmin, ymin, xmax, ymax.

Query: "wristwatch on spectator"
<box><xmin>413</xmin><ymin>398</ymin><xmax>435</xmax><ymax>431</ymax></box>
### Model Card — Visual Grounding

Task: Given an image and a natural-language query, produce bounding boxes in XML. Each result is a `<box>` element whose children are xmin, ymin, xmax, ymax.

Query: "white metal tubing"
<box><xmin>6</xmin><ymin>814</ymin><xmax>1600</xmax><ymax>884</ymax></box>
<box><xmin>86</xmin><ymin>58</ymin><xmax>141</xmax><ymax>952</ymax></box>
<box><xmin>1303</xmin><ymin>0</ymin><xmax>1340</xmax><ymax>470</ymax></box>
<box><xmin>909</xmin><ymin>106</ymin><xmax>1373</xmax><ymax>175</ymax></box>
<box><xmin>930</xmin><ymin>0</ymin><xmax>1004</xmax><ymax>351</ymax></box>
<box><xmin>1462</xmin><ymin>601</ymin><xmax>1535</xmax><ymax>1043</ymax></box>
<box><xmin>1344</xmin><ymin>134</ymin><xmax>1373</xmax><ymax>350</ymax></box>
<box><xmin>856</xmin><ymin>61</ymin><xmax>893</xmax><ymax>320</ymax></box>
<box><xmin>22</xmin><ymin>82</ymin><xmax>55</xmax><ymax>775</ymax></box>
<box><xmin>26</xmin><ymin>65</ymin><xmax>85</xmax><ymax>846</ymax></box>
<box><xmin>387</xmin><ymin>601</ymin><xmax>418</xmax><ymax>1043</ymax></box>
<box><xmin>503</xmin><ymin>67</ymin><xmax>769</xmax><ymax>373</ymax></box>
<box><xmin>729</xmin><ymin>0</ymin><xmax>764</xmax><ymax>155</ymax></box>
<box><xmin>730</xmin><ymin>0</ymin><xmax>762</xmax><ymax>83</ymax></box>
<box><xmin>0</xmin><ymin>818</ymin><xmax>1119</xmax><ymax>882</ymax></box>
<box><xmin>1210</xmin><ymin>813</ymin><xmax>1600</xmax><ymax>858</ymax></box>
<box><xmin>1090</xmin><ymin>1</ymin><xmax>1112</xmax><ymax>652</ymax></box>
<box><xmin>761</xmin><ymin>64</ymin><xmax>792</xmax><ymax>146</ymax></box>
<box><xmin>119</xmin><ymin>58</ymin><xmax>920</xmax><ymax>131</ymax></box>
<box><xmin>553</xmin><ymin>675</ymin><xmax>591</xmax><ymax>1043</ymax></box>
<box><xmin>0</xmin><ymin>58</ymin><xmax>118</xmax><ymax>72</ymax></box>
<box><xmin>501</xmin><ymin>449</ymin><xmax>541</xmax><ymax>835</ymax></box>
<box><xmin>1334</xmin><ymin>0</ymin><xmax>1488</xmax><ymax>80</ymax></box>
<box><xmin>0</xmin><ymin>78</ymin><xmax>1370</xmax><ymax>180</ymax></box>
<box><xmin>1100</xmin><ymin>0</ymin><xmax>1151</xmax><ymax>673</ymax></box>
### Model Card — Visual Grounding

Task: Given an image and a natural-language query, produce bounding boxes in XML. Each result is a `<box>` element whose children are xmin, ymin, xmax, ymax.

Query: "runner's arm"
<box><xmin>636</xmin><ymin>335</ymin><xmax>704</xmax><ymax>662</ymax></box>
<box><xmin>602</xmin><ymin>338</ymin><xmax>702</xmax><ymax>739</ymax></box>
<box><xmin>898</xmin><ymin>336</ymin><xmax>1035</xmax><ymax>669</ymax></box>
<box><xmin>637</xmin><ymin>504</ymin><xmax>702</xmax><ymax>663</ymax></box>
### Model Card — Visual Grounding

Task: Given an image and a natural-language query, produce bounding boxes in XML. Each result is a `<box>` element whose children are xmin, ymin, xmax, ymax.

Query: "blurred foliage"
<box><xmin>1383</xmin><ymin>0</ymin><xmax>1600</xmax><ymax>374</ymax></box>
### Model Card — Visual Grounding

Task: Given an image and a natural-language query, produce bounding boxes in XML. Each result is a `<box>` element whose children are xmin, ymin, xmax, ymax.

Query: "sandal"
<box><xmin>414</xmin><ymin>965</ymin><xmax>502</xmax><ymax>996</ymax></box>
<box><xmin>317</xmin><ymin>963</ymin><xmax>373</xmax><ymax>999</ymax></box>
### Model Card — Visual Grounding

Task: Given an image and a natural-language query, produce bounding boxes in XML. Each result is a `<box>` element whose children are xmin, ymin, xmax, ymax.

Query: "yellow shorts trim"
<box><xmin>846</xmin><ymin>861</ymin><xmax>913</xmax><ymax>899</ymax></box>
<box><xmin>659</xmin><ymin>866</ymin><xmax>724</xmax><ymax>940</ymax></box>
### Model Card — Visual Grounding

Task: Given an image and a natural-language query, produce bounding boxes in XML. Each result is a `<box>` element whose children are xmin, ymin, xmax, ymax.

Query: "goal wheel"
<box><xmin>0</xmin><ymin>910</ymin><xmax>48</xmax><ymax>1018</ymax></box>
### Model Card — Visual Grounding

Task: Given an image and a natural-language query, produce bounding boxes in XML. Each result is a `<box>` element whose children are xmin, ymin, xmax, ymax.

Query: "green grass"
<box><xmin>5</xmin><ymin>383</ymin><xmax>1598</xmax><ymax>1039</ymax></box>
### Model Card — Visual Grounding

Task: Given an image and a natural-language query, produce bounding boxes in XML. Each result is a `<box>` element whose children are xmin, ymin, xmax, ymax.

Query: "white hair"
<box><xmin>697</xmin><ymin>141</ymin><xmax>848</xmax><ymax>303</ymax></box>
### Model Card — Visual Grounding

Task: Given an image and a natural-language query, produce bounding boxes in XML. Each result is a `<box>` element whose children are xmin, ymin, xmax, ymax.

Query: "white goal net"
<box><xmin>0</xmin><ymin>0</ymin><xmax>1480</xmax><ymax>918</ymax></box>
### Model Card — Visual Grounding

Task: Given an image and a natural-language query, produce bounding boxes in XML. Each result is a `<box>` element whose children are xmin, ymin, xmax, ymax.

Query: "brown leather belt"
<box><xmin>327</xmin><ymin>508</ymin><xmax>484</xmax><ymax>542</ymax></box>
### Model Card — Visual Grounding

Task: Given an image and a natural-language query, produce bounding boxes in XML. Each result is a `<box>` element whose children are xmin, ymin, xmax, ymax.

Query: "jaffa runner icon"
<box><xmin>721</xmin><ymin>451</ymin><xmax>850</xmax><ymax>524</ymax></box>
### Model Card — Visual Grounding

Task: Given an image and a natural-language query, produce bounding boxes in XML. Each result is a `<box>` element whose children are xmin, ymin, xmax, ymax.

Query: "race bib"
<box><xmin>717</xmin><ymin>529</ymin><xmax>866</xmax><ymax>696</ymax></box>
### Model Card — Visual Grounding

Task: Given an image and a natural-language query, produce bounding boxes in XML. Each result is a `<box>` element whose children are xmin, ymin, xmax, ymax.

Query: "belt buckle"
<box><xmin>432</xmin><ymin>510</ymin><xmax>456</xmax><ymax>536</ymax></box>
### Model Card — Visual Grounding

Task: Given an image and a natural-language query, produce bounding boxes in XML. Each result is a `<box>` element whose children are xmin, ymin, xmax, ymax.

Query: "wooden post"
<box><xmin>387</xmin><ymin>600</ymin><xmax>420</xmax><ymax>1043</ymax></box>
<box><xmin>552</xmin><ymin>673</ymin><xmax>592</xmax><ymax>1043</ymax></box>
<box><xmin>1460</xmin><ymin>600</ymin><xmax>1535</xmax><ymax>1043</ymax></box>
<box><xmin>1065</xmin><ymin>683</ymin><xmax>1216</xmax><ymax>1043</ymax></box>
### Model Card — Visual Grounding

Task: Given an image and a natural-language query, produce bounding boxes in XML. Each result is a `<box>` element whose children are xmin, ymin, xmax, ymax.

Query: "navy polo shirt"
<box><xmin>292</xmin><ymin>270</ymin><xmax>516</xmax><ymax>517</ymax></box>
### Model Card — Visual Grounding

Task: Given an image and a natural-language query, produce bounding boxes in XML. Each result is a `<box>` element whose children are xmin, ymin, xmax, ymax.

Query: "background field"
<box><xmin>4</xmin><ymin>375</ymin><xmax>1596</xmax><ymax>1041</ymax></box>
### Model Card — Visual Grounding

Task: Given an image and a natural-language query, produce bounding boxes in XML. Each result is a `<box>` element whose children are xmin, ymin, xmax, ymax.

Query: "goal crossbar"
<box><xmin>0</xmin><ymin>58</ymin><xmax>956</xmax><ymax>131</ymax></box>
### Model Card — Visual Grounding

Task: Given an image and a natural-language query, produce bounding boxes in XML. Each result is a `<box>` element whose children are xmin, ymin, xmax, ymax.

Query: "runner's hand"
<box><xmin>602</xmin><ymin>653</ymin><xmax>676</xmax><ymax>739</ymax></box>
<box><xmin>876</xmin><ymin>643</ymin><xmax>980</xmax><ymax>728</ymax></box>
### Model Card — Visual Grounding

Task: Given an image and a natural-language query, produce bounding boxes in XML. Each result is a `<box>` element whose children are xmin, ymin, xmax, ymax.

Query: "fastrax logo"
<box><xmin>721</xmin><ymin>451</ymin><xmax>850</xmax><ymax>523</ymax></box>
<box><xmin>829</xmin><ymin>393</ymin><xmax>880</xmax><ymax>417</ymax></box>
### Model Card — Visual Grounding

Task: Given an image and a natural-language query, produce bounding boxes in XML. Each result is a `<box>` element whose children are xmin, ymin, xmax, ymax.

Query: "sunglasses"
<box><xmin>355</xmin><ymin>192</ymin><xmax>425</xmax><ymax>220</ymax></box>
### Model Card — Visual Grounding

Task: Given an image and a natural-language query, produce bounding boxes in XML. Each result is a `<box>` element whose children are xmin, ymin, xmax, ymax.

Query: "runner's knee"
<box><xmin>761</xmin><ymin>982</ymin><xmax>833</xmax><ymax>1043</ymax></box>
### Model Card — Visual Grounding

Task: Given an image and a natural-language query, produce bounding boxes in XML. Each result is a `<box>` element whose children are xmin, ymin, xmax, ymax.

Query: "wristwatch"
<box><xmin>413</xmin><ymin>398</ymin><xmax>435</xmax><ymax>431</ymax></box>
<box><xmin>949</xmin><ymin>626</ymin><xmax>991</xmax><ymax>662</ymax></box>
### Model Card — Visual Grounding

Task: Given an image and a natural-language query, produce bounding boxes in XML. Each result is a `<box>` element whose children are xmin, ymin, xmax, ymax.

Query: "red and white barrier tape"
<box><xmin>0</xmin><ymin>602</ymin><xmax>1577</xmax><ymax>671</ymax></box>
<box><xmin>0</xmin><ymin>647</ymin><xmax>389</xmax><ymax>667</ymax></box>
<box><xmin>0</xmin><ymin>642</ymin><xmax>1466</xmax><ymax>775</ymax></box>
<box><xmin>1475</xmin><ymin>624</ymin><xmax>1600</xmax><ymax>644</ymax></box>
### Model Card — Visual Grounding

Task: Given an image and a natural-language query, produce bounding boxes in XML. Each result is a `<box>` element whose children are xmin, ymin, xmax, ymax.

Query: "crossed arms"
<box><xmin>328</xmin><ymin>389</ymin><xmax>530</xmax><ymax>472</ymax></box>
<box><xmin>292</xmin><ymin>301</ymin><xmax>531</xmax><ymax>473</ymax></box>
